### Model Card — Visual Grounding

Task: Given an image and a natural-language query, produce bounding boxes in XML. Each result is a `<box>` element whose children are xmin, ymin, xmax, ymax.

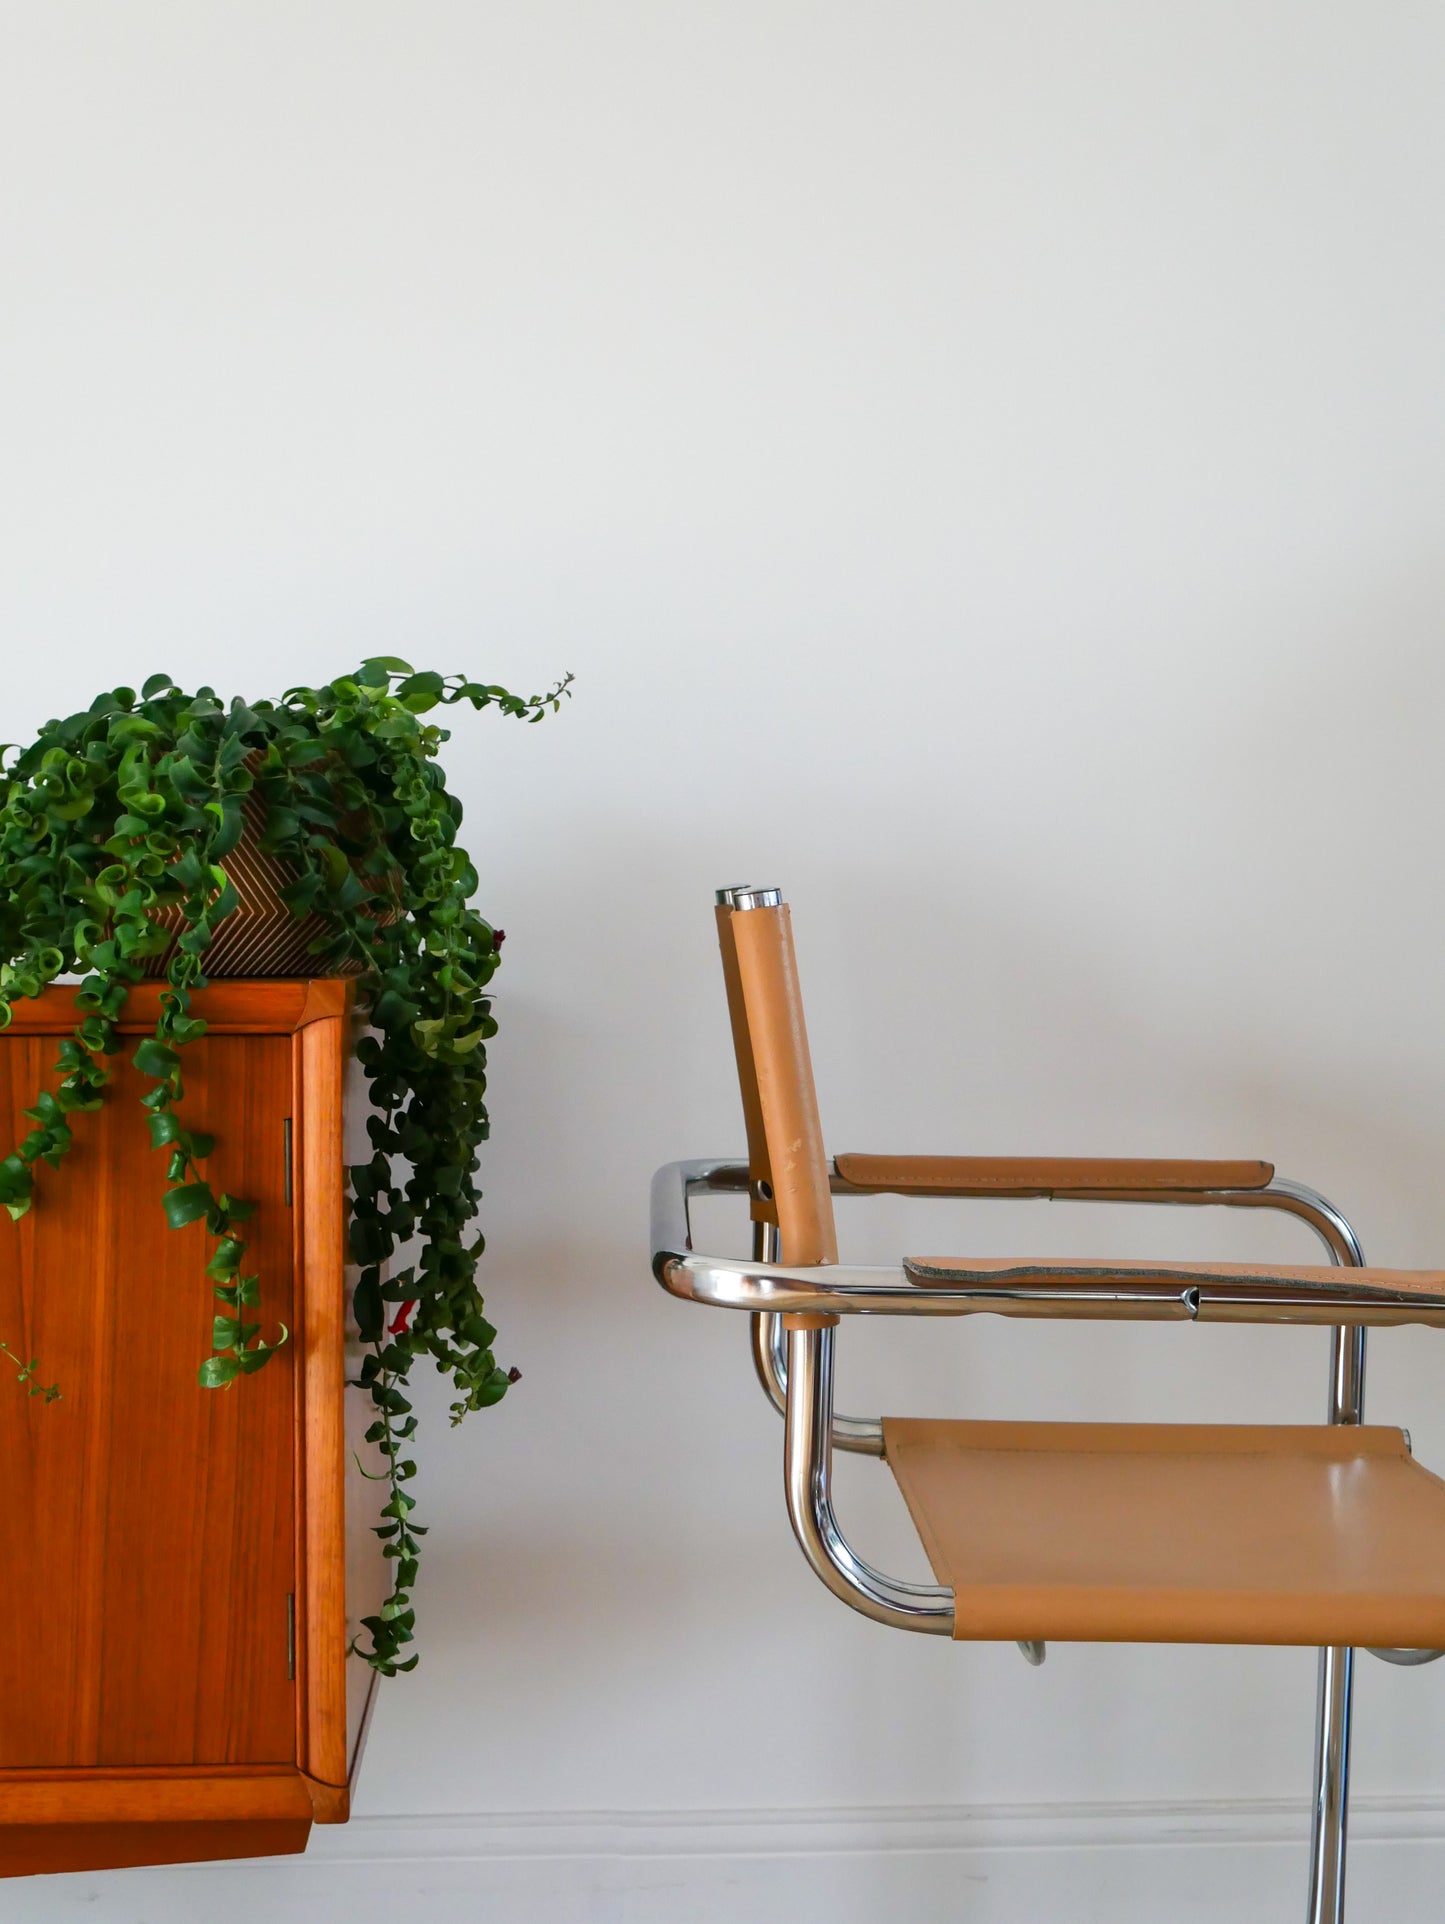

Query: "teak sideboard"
<box><xmin>0</xmin><ymin>979</ymin><xmax>382</xmax><ymax>1876</ymax></box>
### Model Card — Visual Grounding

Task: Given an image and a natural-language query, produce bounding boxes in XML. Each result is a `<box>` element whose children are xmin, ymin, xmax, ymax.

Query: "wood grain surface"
<box><xmin>298</xmin><ymin>1013</ymin><xmax>349</xmax><ymax>1789</ymax></box>
<box><xmin>0</xmin><ymin>979</ymin><xmax>349</xmax><ymax>1036</ymax></box>
<box><xmin>0</xmin><ymin>1029</ymin><xmax>297</xmax><ymax>1770</ymax></box>
<box><xmin>0</xmin><ymin>979</ymin><xmax>377</xmax><ymax>1874</ymax></box>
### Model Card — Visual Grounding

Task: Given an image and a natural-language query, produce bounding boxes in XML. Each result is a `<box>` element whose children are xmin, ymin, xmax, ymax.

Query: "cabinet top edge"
<box><xmin>1</xmin><ymin>978</ymin><xmax>356</xmax><ymax>1034</ymax></box>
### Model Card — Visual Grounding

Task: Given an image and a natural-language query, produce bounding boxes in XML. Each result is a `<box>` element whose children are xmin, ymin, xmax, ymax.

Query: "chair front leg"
<box><xmin>781</xmin><ymin>1319</ymin><xmax>953</xmax><ymax>1636</ymax></box>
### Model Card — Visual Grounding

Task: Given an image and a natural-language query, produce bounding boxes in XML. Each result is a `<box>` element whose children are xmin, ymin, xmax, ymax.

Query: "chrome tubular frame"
<box><xmin>1307</xmin><ymin>1235</ymin><xmax>1363</xmax><ymax>1924</ymax></box>
<box><xmin>1310</xmin><ymin>1641</ymin><xmax>1354</xmax><ymax>1924</ymax></box>
<box><xmin>653</xmin><ymin>1154</ymin><xmax>1437</xmax><ymax>1924</ymax></box>
<box><xmin>732</xmin><ymin>1172</ymin><xmax>1401</xmax><ymax>1465</ymax></box>
<box><xmin>752</xmin><ymin>1293</ymin><xmax>884</xmax><ymax>1456</ymax></box>
<box><xmin>651</xmin><ymin>1160</ymin><xmax>1445</xmax><ymax>1328</ymax></box>
<box><xmin>783</xmin><ymin>1320</ymin><xmax>953</xmax><ymax>1635</ymax></box>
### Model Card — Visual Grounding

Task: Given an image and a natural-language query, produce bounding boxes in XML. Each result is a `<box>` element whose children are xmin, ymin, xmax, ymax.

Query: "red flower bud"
<box><xmin>389</xmin><ymin>1300</ymin><xmax>416</xmax><ymax>1336</ymax></box>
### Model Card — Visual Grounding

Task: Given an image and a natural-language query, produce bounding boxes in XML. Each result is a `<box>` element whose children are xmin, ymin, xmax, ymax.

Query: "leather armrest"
<box><xmin>903</xmin><ymin>1255</ymin><xmax>1445</xmax><ymax>1304</ymax></box>
<box><xmin>834</xmin><ymin>1154</ymin><xmax>1274</xmax><ymax>1197</ymax></box>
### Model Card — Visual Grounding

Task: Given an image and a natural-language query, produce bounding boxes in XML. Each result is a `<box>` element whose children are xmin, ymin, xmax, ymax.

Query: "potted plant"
<box><xmin>0</xmin><ymin>657</ymin><xmax>570</xmax><ymax>1673</ymax></box>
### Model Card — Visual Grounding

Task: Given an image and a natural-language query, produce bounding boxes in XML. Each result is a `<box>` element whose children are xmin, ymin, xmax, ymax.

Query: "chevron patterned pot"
<box><xmin>139</xmin><ymin>791</ymin><xmax>355</xmax><ymax>979</ymax></box>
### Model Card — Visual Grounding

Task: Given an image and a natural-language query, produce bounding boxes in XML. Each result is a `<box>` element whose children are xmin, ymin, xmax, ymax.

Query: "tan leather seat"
<box><xmin>884</xmin><ymin>1418</ymin><xmax>1445</xmax><ymax>1645</ymax></box>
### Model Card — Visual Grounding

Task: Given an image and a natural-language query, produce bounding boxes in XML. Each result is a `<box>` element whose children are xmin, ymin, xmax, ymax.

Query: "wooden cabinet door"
<box><xmin>0</xmin><ymin>1031</ymin><xmax>297</xmax><ymax>1769</ymax></box>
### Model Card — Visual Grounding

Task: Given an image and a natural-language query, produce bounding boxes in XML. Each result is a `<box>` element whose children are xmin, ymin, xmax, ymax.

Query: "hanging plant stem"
<box><xmin>0</xmin><ymin>1340</ymin><xmax>60</xmax><ymax>1403</ymax></box>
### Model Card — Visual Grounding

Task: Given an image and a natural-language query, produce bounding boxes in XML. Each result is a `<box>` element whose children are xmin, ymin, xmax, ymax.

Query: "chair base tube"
<box><xmin>1306</xmin><ymin>1306</ymin><xmax>1366</xmax><ymax>1924</ymax></box>
<box><xmin>1308</xmin><ymin>1643</ymin><xmax>1353</xmax><ymax>1924</ymax></box>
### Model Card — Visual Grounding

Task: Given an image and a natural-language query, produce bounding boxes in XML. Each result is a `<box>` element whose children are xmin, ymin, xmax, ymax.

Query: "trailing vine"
<box><xmin>0</xmin><ymin>659</ymin><xmax>570</xmax><ymax>1673</ymax></box>
<box><xmin>0</xmin><ymin>1340</ymin><xmax>59</xmax><ymax>1403</ymax></box>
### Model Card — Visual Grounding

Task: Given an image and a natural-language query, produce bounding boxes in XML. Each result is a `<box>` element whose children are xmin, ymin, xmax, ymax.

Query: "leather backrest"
<box><xmin>715</xmin><ymin>896</ymin><xmax>837</xmax><ymax>1266</ymax></box>
<box><xmin>714</xmin><ymin>902</ymin><xmax>774</xmax><ymax>1220</ymax></box>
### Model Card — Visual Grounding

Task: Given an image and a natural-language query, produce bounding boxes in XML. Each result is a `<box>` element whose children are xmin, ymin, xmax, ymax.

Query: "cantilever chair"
<box><xmin>651</xmin><ymin>886</ymin><xmax>1445</xmax><ymax>1924</ymax></box>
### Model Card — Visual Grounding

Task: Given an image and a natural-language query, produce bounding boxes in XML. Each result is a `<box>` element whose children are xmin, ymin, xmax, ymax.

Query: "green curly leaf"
<box><xmin>133</xmin><ymin>1037</ymin><xmax>180</xmax><ymax>1079</ymax></box>
<box><xmin>162</xmin><ymin>1181</ymin><xmax>212</xmax><ymax>1229</ymax></box>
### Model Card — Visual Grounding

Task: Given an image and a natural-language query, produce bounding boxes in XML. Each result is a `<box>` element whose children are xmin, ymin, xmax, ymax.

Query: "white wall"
<box><xmin>4</xmin><ymin>3</ymin><xmax>1445</xmax><ymax>1917</ymax></box>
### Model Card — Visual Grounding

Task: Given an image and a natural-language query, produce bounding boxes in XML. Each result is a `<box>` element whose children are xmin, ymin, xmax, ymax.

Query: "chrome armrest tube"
<box><xmin>651</xmin><ymin>1159</ymin><xmax>1428</xmax><ymax>1323</ymax></box>
<box><xmin>652</xmin><ymin>1161</ymin><xmax>1204</xmax><ymax>1317</ymax></box>
<box><xmin>733</xmin><ymin>1170</ymin><xmax>1391</xmax><ymax>1456</ymax></box>
<box><xmin>653</xmin><ymin>1157</ymin><xmax>1419</xmax><ymax>1455</ymax></box>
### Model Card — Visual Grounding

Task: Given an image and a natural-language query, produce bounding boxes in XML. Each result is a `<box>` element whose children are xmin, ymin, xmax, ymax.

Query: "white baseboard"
<box><xmin>12</xmin><ymin>1799</ymin><xmax>1445</xmax><ymax>1924</ymax></box>
<box><xmin>308</xmin><ymin>1792</ymin><xmax>1445</xmax><ymax>1859</ymax></box>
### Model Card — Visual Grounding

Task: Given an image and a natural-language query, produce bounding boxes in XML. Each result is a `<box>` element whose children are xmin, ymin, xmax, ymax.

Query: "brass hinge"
<box><xmin>287</xmin><ymin>1592</ymin><xmax>296</xmax><ymax>1681</ymax></box>
<box><xmin>283</xmin><ymin>1117</ymin><xmax>294</xmax><ymax>1206</ymax></box>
